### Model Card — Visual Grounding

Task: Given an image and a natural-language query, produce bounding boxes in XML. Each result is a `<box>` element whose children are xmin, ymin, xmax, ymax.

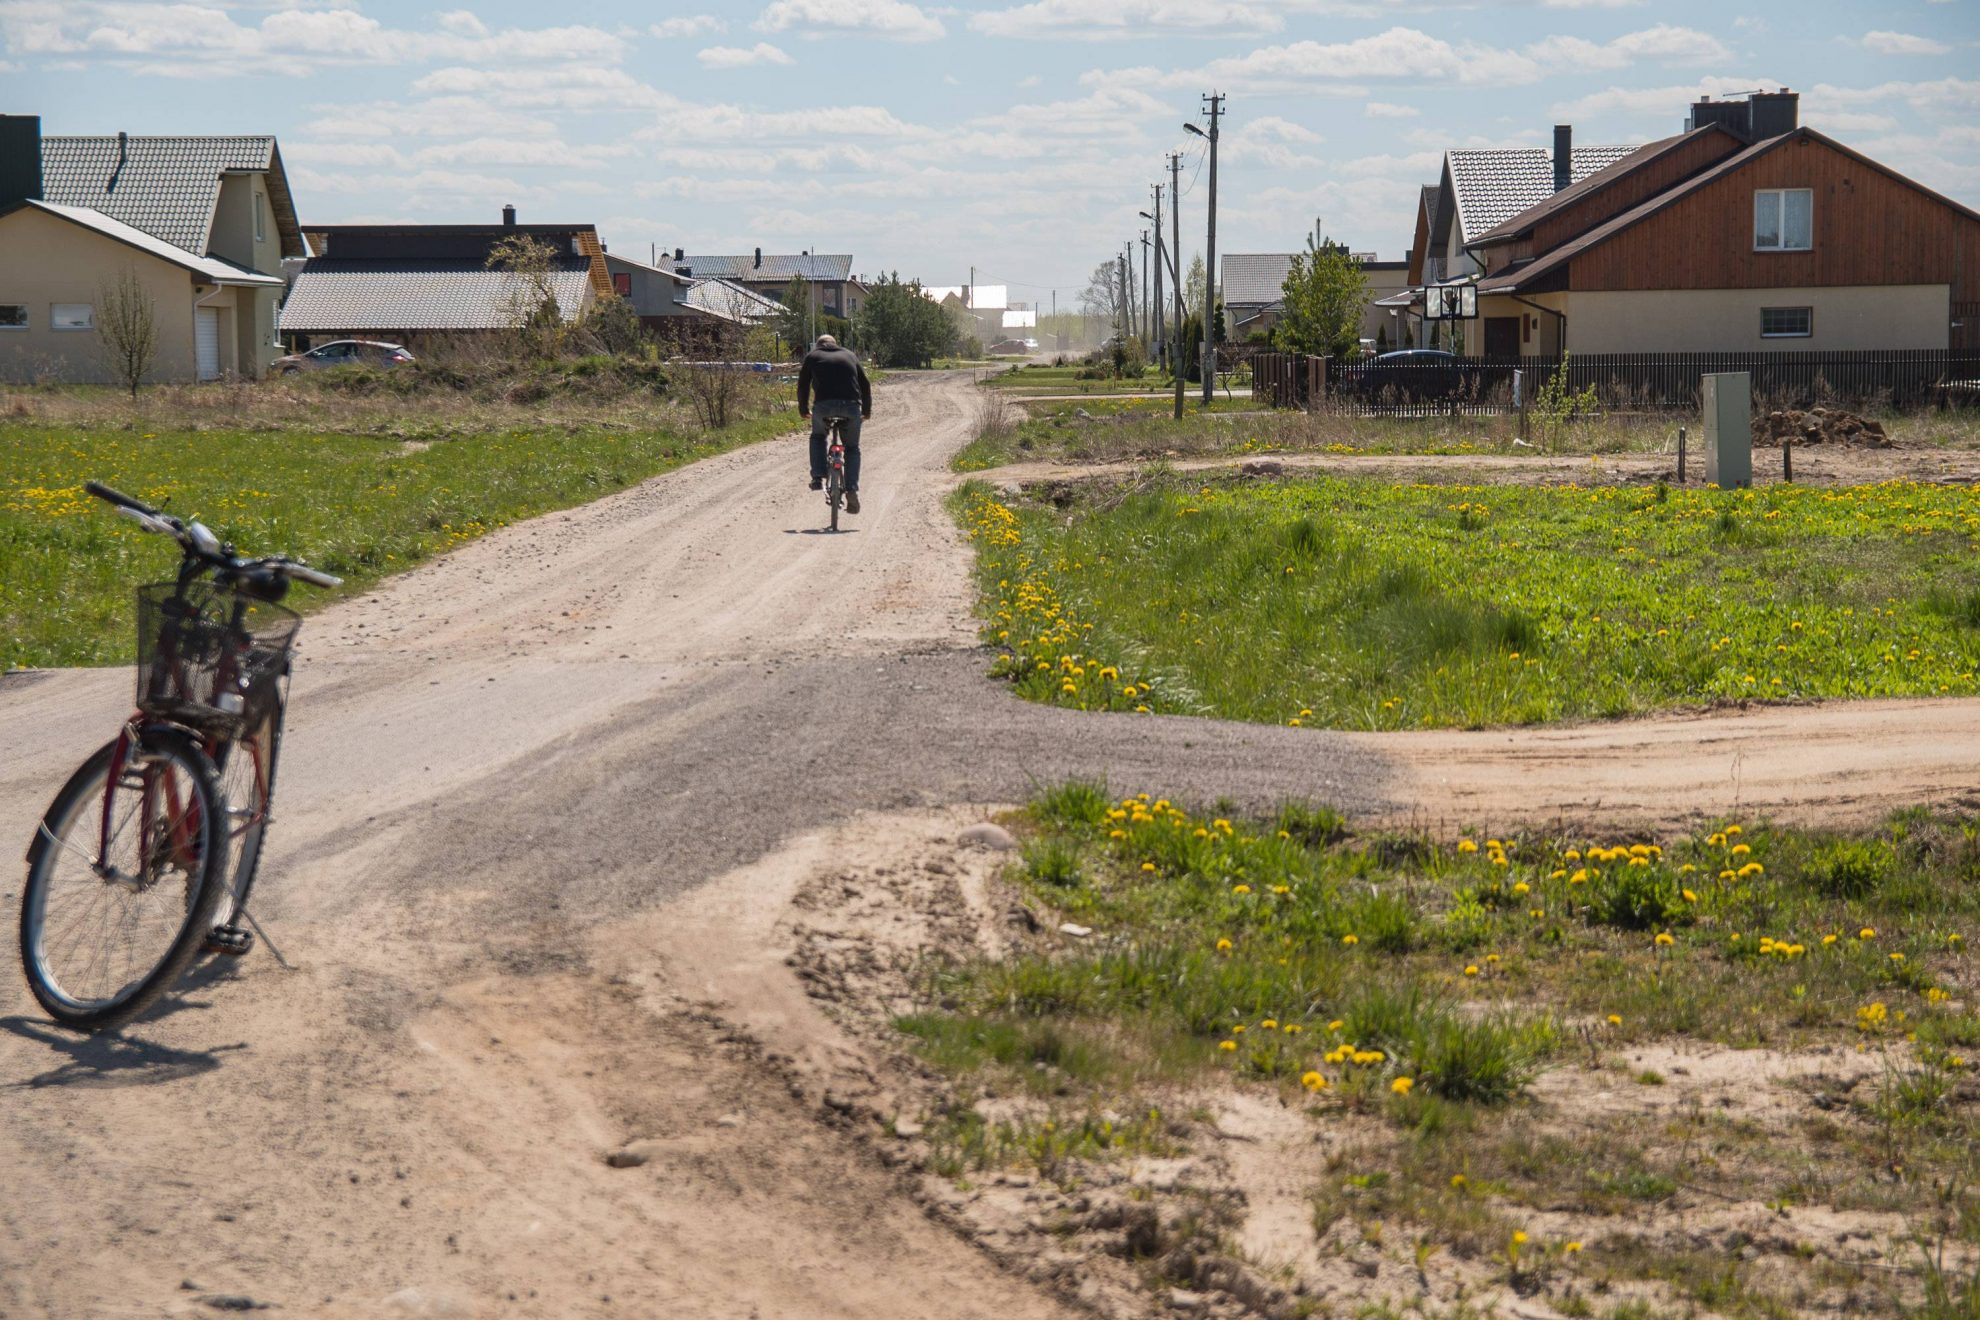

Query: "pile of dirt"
<box><xmin>1753</xmin><ymin>406</ymin><xmax>1892</xmax><ymax>448</ymax></box>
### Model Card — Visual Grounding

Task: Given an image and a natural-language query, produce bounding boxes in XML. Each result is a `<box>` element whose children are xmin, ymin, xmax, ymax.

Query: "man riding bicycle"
<box><xmin>797</xmin><ymin>333</ymin><xmax>872</xmax><ymax>515</ymax></box>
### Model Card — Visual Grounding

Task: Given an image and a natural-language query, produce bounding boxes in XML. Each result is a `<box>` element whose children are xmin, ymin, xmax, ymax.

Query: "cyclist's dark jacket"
<box><xmin>798</xmin><ymin>344</ymin><xmax>872</xmax><ymax>413</ymax></box>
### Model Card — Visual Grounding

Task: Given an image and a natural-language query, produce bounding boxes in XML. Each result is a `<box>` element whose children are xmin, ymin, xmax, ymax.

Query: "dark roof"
<box><xmin>1447</xmin><ymin>143</ymin><xmax>1640</xmax><ymax>242</ymax></box>
<box><xmin>308</xmin><ymin>223</ymin><xmax>595</xmax><ymax>265</ymax></box>
<box><xmin>1477</xmin><ymin>127</ymin><xmax>1980</xmax><ymax>294</ymax></box>
<box><xmin>278</xmin><ymin>266</ymin><xmax>593</xmax><ymax>332</ymax></box>
<box><xmin>41</xmin><ymin>134</ymin><xmax>303</xmax><ymax>259</ymax></box>
<box><xmin>676</xmin><ymin>253</ymin><xmax>854</xmax><ymax>281</ymax></box>
<box><xmin>1222</xmin><ymin>253</ymin><xmax>1297</xmax><ymax>307</ymax></box>
<box><xmin>1467</xmin><ymin>126</ymin><xmax>1735</xmax><ymax>247</ymax></box>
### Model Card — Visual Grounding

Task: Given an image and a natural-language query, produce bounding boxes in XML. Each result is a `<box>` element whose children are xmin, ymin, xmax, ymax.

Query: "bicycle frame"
<box><xmin>95</xmin><ymin>558</ymin><xmax>263</xmax><ymax>878</ymax></box>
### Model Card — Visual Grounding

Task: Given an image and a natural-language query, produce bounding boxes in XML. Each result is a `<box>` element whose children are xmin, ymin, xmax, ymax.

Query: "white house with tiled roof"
<box><xmin>0</xmin><ymin>114</ymin><xmax>300</xmax><ymax>382</ymax></box>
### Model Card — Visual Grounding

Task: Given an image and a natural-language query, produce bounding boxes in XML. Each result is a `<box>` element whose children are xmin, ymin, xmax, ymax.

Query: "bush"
<box><xmin>1805</xmin><ymin>838</ymin><xmax>1894</xmax><ymax>900</ymax></box>
<box><xmin>1413</xmin><ymin>1012</ymin><xmax>1553</xmax><ymax>1104</ymax></box>
<box><xmin>1585</xmin><ymin>865</ymin><xmax>1686</xmax><ymax>931</ymax></box>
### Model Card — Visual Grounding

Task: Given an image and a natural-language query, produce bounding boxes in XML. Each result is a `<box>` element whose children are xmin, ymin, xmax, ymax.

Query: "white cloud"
<box><xmin>1551</xmin><ymin>77</ymin><xmax>1783</xmax><ymax>125</ymax></box>
<box><xmin>1366</xmin><ymin>101</ymin><xmax>1420</xmax><ymax>118</ymax></box>
<box><xmin>1858</xmin><ymin>30</ymin><xmax>1951</xmax><ymax>57</ymax></box>
<box><xmin>969</xmin><ymin>0</ymin><xmax>1288</xmax><ymax>39</ymax></box>
<box><xmin>1246</xmin><ymin>115</ymin><xmax>1323</xmax><ymax>143</ymax></box>
<box><xmin>650</xmin><ymin>15</ymin><xmax>725</xmax><ymax>38</ymax></box>
<box><xmin>0</xmin><ymin>3</ymin><xmax>628</xmax><ymax>75</ymax></box>
<box><xmin>754</xmin><ymin>0</ymin><xmax>944</xmax><ymax>42</ymax></box>
<box><xmin>697</xmin><ymin>41</ymin><xmax>793</xmax><ymax>67</ymax></box>
<box><xmin>1540</xmin><ymin>0</ymin><xmax>1643</xmax><ymax>7</ymax></box>
<box><xmin>1079</xmin><ymin>24</ymin><xmax>1727</xmax><ymax>98</ymax></box>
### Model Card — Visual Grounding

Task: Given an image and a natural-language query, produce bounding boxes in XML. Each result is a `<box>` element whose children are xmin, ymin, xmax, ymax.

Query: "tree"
<box><xmin>853</xmin><ymin>274</ymin><xmax>958</xmax><ymax>368</ymax></box>
<box><xmin>583</xmin><ymin>293</ymin><xmax>645</xmax><ymax>356</ymax></box>
<box><xmin>1183</xmin><ymin>255</ymin><xmax>1207</xmax><ymax>321</ymax></box>
<box><xmin>95</xmin><ymin>268</ymin><xmax>158</xmax><ymax>399</ymax></box>
<box><xmin>1078</xmin><ymin>259</ymin><xmax>1122</xmax><ymax>337</ymax></box>
<box><xmin>1273</xmin><ymin>238</ymin><xmax>1371</xmax><ymax>359</ymax></box>
<box><xmin>775</xmin><ymin>274</ymin><xmax>812</xmax><ymax>352</ymax></box>
<box><xmin>486</xmin><ymin>233</ymin><xmax>563</xmax><ymax>350</ymax></box>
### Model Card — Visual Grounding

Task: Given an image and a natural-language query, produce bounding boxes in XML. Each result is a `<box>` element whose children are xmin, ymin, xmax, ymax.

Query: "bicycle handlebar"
<box><xmin>85</xmin><ymin>479</ymin><xmax>342</xmax><ymax>590</ymax></box>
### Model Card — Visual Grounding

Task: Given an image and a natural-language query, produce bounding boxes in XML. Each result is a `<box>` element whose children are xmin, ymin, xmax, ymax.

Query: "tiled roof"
<box><xmin>677</xmin><ymin>253</ymin><xmax>854</xmax><ymax>282</ymax></box>
<box><xmin>1467</xmin><ymin>129</ymin><xmax>1723</xmax><ymax>246</ymax></box>
<box><xmin>278</xmin><ymin>267</ymin><xmax>593</xmax><ymax>333</ymax></box>
<box><xmin>1222</xmin><ymin>253</ymin><xmax>1297</xmax><ymax>308</ymax></box>
<box><xmin>919</xmin><ymin>284</ymin><xmax>1008</xmax><ymax>310</ymax></box>
<box><xmin>8</xmin><ymin>200</ymin><xmax>281</xmax><ymax>285</ymax></box>
<box><xmin>41</xmin><ymin>135</ymin><xmax>303</xmax><ymax>259</ymax></box>
<box><xmin>1447</xmin><ymin>144</ymin><xmax>1641</xmax><ymax>243</ymax></box>
<box><xmin>684</xmin><ymin>278</ymin><xmax>782</xmax><ymax>322</ymax></box>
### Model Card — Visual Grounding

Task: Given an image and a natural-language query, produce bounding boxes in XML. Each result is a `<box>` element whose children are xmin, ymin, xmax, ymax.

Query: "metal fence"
<box><xmin>1251</xmin><ymin>349</ymin><xmax>1980</xmax><ymax>415</ymax></box>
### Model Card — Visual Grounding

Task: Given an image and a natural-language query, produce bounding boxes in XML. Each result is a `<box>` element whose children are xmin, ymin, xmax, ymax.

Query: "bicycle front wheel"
<box><xmin>20</xmin><ymin>728</ymin><xmax>226</xmax><ymax>1032</ymax></box>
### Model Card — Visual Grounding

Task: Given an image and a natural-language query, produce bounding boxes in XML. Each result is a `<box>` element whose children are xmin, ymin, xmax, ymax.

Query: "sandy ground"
<box><xmin>2</xmin><ymin>370</ymin><xmax>1977</xmax><ymax>1316</ymax></box>
<box><xmin>983</xmin><ymin>439</ymin><xmax>1980</xmax><ymax>490</ymax></box>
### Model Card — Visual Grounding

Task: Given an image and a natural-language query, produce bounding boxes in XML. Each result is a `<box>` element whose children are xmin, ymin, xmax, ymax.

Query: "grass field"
<box><xmin>952</xmin><ymin>400</ymin><xmax>1980</xmax><ymax>472</ymax></box>
<box><xmin>1</xmin><ymin>408</ymin><xmax>793</xmax><ymax>670</ymax></box>
<box><xmin>899</xmin><ymin>783</ymin><xmax>1979</xmax><ymax>1316</ymax></box>
<box><xmin>984</xmin><ymin>363</ymin><xmax>1194</xmax><ymax>396</ymax></box>
<box><xmin>959</xmin><ymin>477</ymin><xmax>1980</xmax><ymax>729</ymax></box>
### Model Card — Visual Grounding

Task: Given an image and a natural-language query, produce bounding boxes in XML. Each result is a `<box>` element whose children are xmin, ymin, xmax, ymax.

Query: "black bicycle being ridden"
<box><xmin>20</xmin><ymin>482</ymin><xmax>340</xmax><ymax>1032</ymax></box>
<box><xmin>823</xmin><ymin>415</ymin><xmax>849</xmax><ymax>532</ymax></box>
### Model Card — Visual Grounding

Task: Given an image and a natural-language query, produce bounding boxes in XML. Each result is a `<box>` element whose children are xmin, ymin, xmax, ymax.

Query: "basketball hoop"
<box><xmin>1422</xmin><ymin>282</ymin><xmax>1476</xmax><ymax>321</ymax></box>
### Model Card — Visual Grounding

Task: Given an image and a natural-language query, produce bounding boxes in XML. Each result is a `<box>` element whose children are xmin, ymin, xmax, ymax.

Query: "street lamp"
<box><xmin>1183</xmin><ymin>123</ymin><xmax>1206</xmax><ymax>138</ymax></box>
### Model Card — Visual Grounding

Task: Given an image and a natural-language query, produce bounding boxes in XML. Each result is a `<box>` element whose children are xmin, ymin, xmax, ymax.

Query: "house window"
<box><xmin>52</xmin><ymin>303</ymin><xmax>94</xmax><ymax>330</ymax></box>
<box><xmin>0</xmin><ymin>304</ymin><xmax>25</xmax><ymax>329</ymax></box>
<box><xmin>1760</xmin><ymin>306</ymin><xmax>1812</xmax><ymax>338</ymax></box>
<box><xmin>254</xmin><ymin>192</ymin><xmax>266</xmax><ymax>243</ymax></box>
<box><xmin>613</xmin><ymin>272</ymin><xmax>632</xmax><ymax>296</ymax></box>
<box><xmin>1754</xmin><ymin>189</ymin><xmax>1812</xmax><ymax>251</ymax></box>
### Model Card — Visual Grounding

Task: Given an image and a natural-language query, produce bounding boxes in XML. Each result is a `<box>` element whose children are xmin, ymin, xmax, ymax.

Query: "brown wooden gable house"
<box><xmin>1467</xmin><ymin>91</ymin><xmax>1980</xmax><ymax>355</ymax></box>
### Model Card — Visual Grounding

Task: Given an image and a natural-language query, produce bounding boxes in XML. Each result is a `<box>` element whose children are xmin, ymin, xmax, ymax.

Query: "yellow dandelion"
<box><xmin>1391</xmin><ymin>1076</ymin><xmax>1415</xmax><ymax>1095</ymax></box>
<box><xmin>1301</xmin><ymin>1071</ymin><xmax>1327</xmax><ymax>1092</ymax></box>
<box><xmin>1218</xmin><ymin>1040</ymin><xmax>1237</xmax><ymax>1052</ymax></box>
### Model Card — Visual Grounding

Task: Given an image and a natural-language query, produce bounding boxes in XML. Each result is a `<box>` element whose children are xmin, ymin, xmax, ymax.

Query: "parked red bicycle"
<box><xmin>20</xmin><ymin>481</ymin><xmax>339</xmax><ymax>1032</ymax></box>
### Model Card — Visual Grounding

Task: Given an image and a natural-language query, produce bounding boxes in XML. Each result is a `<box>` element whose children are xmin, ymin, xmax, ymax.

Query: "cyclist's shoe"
<box><xmin>809</xmin><ymin>476</ymin><xmax>823</xmax><ymax>491</ymax></box>
<box><xmin>845</xmin><ymin>491</ymin><xmax>861</xmax><ymax>515</ymax></box>
<box><xmin>205</xmin><ymin>924</ymin><xmax>254</xmax><ymax>957</ymax></box>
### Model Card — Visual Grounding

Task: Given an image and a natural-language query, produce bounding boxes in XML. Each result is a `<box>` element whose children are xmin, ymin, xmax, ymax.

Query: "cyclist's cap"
<box><xmin>815</xmin><ymin>333</ymin><xmax>838</xmax><ymax>349</ymax></box>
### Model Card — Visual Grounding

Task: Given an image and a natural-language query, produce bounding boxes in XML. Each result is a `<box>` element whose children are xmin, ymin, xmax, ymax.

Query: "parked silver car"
<box><xmin>273</xmin><ymin>340</ymin><xmax>415</xmax><ymax>374</ymax></box>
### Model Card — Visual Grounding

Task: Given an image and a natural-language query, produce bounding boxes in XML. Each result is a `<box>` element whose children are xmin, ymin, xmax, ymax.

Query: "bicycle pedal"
<box><xmin>205</xmin><ymin>925</ymin><xmax>254</xmax><ymax>957</ymax></box>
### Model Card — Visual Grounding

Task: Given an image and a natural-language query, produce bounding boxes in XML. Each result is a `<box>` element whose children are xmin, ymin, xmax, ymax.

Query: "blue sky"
<box><xmin>4</xmin><ymin>1</ymin><xmax>1975</xmax><ymax>306</ymax></box>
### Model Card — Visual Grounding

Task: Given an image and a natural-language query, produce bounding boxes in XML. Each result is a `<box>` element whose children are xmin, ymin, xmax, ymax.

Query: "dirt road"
<box><xmin>1</xmin><ymin>370</ymin><xmax>1975</xmax><ymax>1316</ymax></box>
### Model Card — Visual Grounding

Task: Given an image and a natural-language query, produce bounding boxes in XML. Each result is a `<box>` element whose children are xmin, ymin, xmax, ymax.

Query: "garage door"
<box><xmin>195</xmin><ymin>307</ymin><xmax>221</xmax><ymax>380</ymax></box>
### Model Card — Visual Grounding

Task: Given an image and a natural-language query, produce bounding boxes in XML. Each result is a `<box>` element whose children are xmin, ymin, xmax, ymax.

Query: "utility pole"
<box><xmin>1197</xmin><ymin>92</ymin><xmax>1224</xmax><ymax>403</ymax></box>
<box><xmin>1139</xmin><ymin>230</ymin><xmax>1151</xmax><ymax>352</ymax></box>
<box><xmin>1169</xmin><ymin>151</ymin><xmax>1183</xmax><ymax>419</ymax></box>
<box><xmin>1116</xmin><ymin>252</ymin><xmax>1129</xmax><ymax>344</ymax></box>
<box><xmin>1151</xmin><ymin>183</ymin><xmax>1165</xmax><ymax>362</ymax></box>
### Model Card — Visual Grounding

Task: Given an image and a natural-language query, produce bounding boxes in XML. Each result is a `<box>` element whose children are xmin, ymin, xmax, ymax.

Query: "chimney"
<box><xmin>0</xmin><ymin>114</ymin><xmax>43</xmax><ymax>212</ymax></box>
<box><xmin>754</xmin><ymin>246</ymin><xmax>762</xmax><ymax>269</ymax></box>
<box><xmin>1552</xmin><ymin>124</ymin><xmax>1572</xmax><ymax>193</ymax></box>
<box><xmin>674</xmin><ymin>247</ymin><xmax>684</xmax><ymax>261</ymax></box>
<box><xmin>1749</xmin><ymin>88</ymin><xmax>1799</xmax><ymax>139</ymax></box>
<box><xmin>1313</xmin><ymin>215</ymin><xmax>1324</xmax><ymax>248</ymax></box>
<box><xmin>502</xmin><ymin>204</ymin><xmax>517</xmax><ymax>226</ymax></box>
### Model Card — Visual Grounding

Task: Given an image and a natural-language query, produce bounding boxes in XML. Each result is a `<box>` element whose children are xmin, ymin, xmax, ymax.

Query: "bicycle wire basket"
<box><xmin>135</xmin><ymin>581</ymin><xmax>301</xmax><ymax>732</ymax></box>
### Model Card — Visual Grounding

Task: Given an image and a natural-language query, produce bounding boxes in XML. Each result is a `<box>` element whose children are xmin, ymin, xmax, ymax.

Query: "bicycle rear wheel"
<box><xmin>828</xmin><ymin>469</ymin><xmax>842</xmax><ymax>532</ymax></box>
<box><xmin>20</xmin><ymin>727</ymin><xmax>226</xmax><ymax>1032</ymax></box>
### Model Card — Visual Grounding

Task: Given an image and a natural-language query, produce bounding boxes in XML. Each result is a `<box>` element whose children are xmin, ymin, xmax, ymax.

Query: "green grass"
<box><xmin>958</xmin><ymin>476</ymin><xmax>1980</xmax><ymax>729</ymax></box>
<box><xmin>898</xmin><ymin>784</ymin><xmax>1980</xmax><ymax>1312</ymax></box>
<box><xmin>949</xmin><ymin>397</ymin><xmax>1980</xmax><ymax>472</ymax></box>
<box><xmin>1</xmin><ymin>411</ymin><xmax>793</xmax><ymax>669</ymax></box>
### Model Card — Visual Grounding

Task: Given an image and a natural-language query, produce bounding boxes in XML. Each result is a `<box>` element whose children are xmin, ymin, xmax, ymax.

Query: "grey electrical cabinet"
<box><xmin>1702</xmin><ymin>372</ymin><xmax>1752</xmax><ymax>489</ymax></box>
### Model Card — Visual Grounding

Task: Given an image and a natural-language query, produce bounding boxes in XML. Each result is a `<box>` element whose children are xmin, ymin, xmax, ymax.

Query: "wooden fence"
<box><xmin>1252</xmin><ymin>349</ymin><xmax>1980</xmax><ymax>415</ymax></box>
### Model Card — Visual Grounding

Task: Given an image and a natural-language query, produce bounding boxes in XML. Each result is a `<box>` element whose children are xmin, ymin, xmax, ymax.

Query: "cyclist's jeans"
<box><xmin>810</xmin><ymin>401</ymin><xmax>863</xmax><ymax>492</ymax></box>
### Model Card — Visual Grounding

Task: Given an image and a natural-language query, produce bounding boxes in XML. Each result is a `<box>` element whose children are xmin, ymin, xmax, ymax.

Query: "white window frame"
<box><xmin>1754</xmin><ymin>188</ymin><xmax>1813</xmax><ymax>252</ymax></box>
<box><xmin>0</xmin><ymin>304</ymin><xmax>26</xmax><ymax>330</ymax></box>
<box><xmin>1760</xmin><ymin>306</ymin><xmax>1813</xmax><ymax>338</ymax></box>
<box><xmin>52</xmin><ymin>302</ymin><xmax>95</xmax><ymax>331</ymax></box>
